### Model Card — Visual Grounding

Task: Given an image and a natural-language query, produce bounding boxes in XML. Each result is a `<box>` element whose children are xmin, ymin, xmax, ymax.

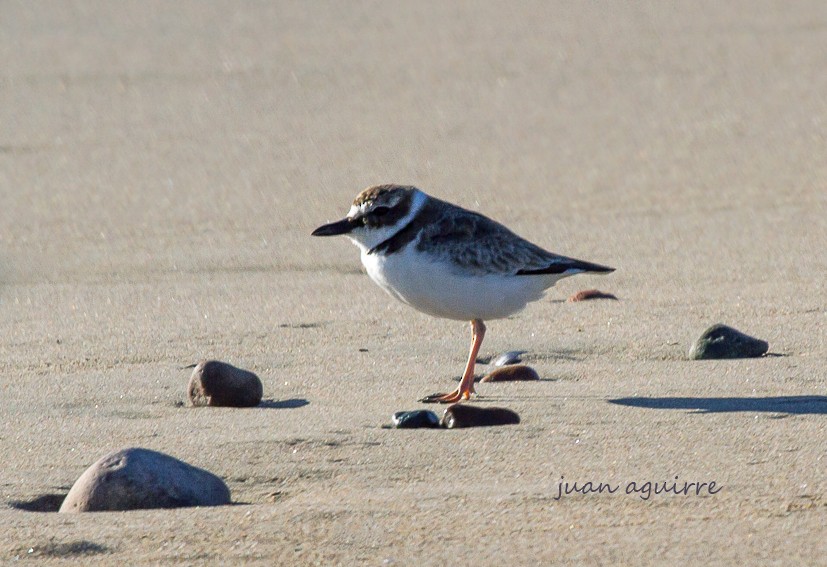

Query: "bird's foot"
<box><xmin>419</xmin><ymin>388</ymin><xmax>475</xmax><ymax>404</ymax></box>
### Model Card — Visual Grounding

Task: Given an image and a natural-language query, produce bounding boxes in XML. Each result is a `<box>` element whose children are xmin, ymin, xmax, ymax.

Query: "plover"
<box><xmin>312</xmin><ymin>184</ymin><xmax>614</xmax><ymax>403</ymax></box>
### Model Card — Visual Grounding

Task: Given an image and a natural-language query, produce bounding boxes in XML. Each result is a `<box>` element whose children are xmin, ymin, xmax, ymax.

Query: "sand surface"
<box><xmin>1</xmin><ymin>1</ymin><xmax>826</xmax><ymax>564</ymax></box>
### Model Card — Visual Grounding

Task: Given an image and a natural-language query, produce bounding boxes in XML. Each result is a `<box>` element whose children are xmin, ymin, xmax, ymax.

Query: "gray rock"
<box><xmin>59</xmin><ymin>447</ymin><xmax>231</xmax><ymax>513</ymax></box>
<box><xmin>392</xmin><ymin>410</ymin><xmax>440</xmax><ymax>428</ymax></box>
<box><xmin>188</xmin><ymin>360</ymin><xmax>263</xmax><ymax>407</ymax></box>
<box><xmin>491</xmin><ymin>350</ymin><xmax>527</xmax><ymax>367</ymax></box>
<box><xmin>689</xmin><ymin>323</ymin><xmax>769</xmax><ymax>360</ymax></box>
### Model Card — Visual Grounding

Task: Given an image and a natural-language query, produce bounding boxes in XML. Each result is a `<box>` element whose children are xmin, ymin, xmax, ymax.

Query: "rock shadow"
<box><xmin>9</xmin><ymin>493</ymin><xmax>66</xmax><ymax>512</ymax></box>
<box><xmin>258</xmin><ymin>398</ymin><xmax>310</xmax><ymax>409</ymax></box>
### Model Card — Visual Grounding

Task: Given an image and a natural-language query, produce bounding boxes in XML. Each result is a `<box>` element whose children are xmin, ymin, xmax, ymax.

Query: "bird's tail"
<box><xmin>517</xmin><ymin>258</ymin><xmax>614</xmax><ymax>276</ymax></box>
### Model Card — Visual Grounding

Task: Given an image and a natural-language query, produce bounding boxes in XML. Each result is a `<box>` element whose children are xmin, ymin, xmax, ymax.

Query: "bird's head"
<box><xmin>312</xmin><ymin>184</ymin><xmax>423</xmax><ymax>252</ymax></box>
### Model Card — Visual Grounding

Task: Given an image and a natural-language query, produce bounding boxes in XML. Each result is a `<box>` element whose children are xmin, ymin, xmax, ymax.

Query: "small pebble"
<box><xmin>188</xmin><ymin>360</ymin><xmax>263</xmax><ymax>407</ymax></box>
<box><xmin>392</xmin><ymin>410</ymin><xmax>440</xmax><ymax>428</ymax></box>
<box><xmin>481</xmin><ymin>364</ymin><xmax>540</xmax><ymax>383</ymax></box>
<box><xmin>490</xmin><ymin>350</ymin><xmax>527</xmax><ymax>366</ymax></box>
<box><xmin>440</xmin><ymin>404</ymin><xmax>521</xmax><ymax>428</ymax></box>
<box><xmin>689</xmin><ymin>323</ymin><xmax>769</xmax><ymax>360</ymax></box>
<box><xmin>568</xmin><ymin>289</ymin><xmax>618</xmax><ymax>302</ymax></box>
<box><xmin>59</xmin><ymin>447</ymin><xmax>231</xmax><ymax>513</ymax></box>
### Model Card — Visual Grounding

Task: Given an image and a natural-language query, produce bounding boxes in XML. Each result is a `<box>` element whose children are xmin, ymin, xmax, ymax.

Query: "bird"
<box><xmin>312</xmin><ymin>184</ymin><xmax>614</xmax><ymax>403</ymax></box>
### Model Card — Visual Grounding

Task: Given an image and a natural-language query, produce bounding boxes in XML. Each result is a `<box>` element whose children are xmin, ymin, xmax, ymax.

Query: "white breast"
<box><xmin>359</xmin><ymin>243</ymin><xmax>561</xmax><ymax>321</ymax></box>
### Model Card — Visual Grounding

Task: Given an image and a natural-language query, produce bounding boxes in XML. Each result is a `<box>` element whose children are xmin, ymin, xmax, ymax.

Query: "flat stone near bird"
<box><xmin>440</xmin><ymin>404</ymin><xmax>521</xmax><ymax>428</ymax></box>
<box><xmin>481</xmin><ymin>364</ymin><xmax>540</xmax><ymax>382</ymax></box>
<box><xmin>188</xmin><ymin>360</ymin><xmax>263</xmax><ymax>407</ymax></box>
<box><xmin>59</xmin><ymin>447</ymin><xmax>231</xmax><ymax>513</ymax></box>
<box><xmin>689</xmin><ymin>323</ymin><xmax>769</xmax><ymax>360</ymax></box>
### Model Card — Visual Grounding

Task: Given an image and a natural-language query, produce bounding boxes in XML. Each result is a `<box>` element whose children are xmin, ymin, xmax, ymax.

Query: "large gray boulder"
<box><xmin>59</xmin><ymin>447</ymin><xmax>231</xmax><ymax>513</ymax></box>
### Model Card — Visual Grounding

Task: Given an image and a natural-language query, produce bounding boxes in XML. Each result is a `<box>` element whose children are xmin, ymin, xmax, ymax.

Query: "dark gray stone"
<box><xmin>188</xmin><ymin>360</ymin><xmax>263</xmax><ymax>407</ymax></box>
<box><xmin>59</xmin><ymin>447</ymin><xmax>231</xmax><ymax>513</ymax></box>
<box><xmin>392</xmin><ymin>410</ymin><xmax>440</xmax><ymax>428</ymax></box>
<box><xmin>689</xmin><ymin>323</ymin><xmax>769</xmax><ymax>360</ymax></box>
<box><xmin>440</xmin><ymin>404</ymin><xmax>521</xmax><ymax>428</ymax></box>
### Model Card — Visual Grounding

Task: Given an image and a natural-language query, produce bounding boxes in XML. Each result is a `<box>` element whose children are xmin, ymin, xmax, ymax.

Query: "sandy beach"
<box><xmin>1</xmin><ymin>1</ymin><xmax>826</xmax><ymax>564</ymax></box>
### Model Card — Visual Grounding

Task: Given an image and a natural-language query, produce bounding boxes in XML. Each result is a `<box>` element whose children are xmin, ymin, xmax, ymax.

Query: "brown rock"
<box><xmin>481</xmin><ymin>364</ymin><xmax>540</xmax><ymax>383</ymax></box>
<box><xmin>440</xmin><ymin>404</ymin><xmax>520</xmax><ymax>428</ymax></box>
<box><xmin>188</xmin><ymin>360</ymin><xmax>263</xmax><ymax>407</ymax></box>
<box><xmin>568</xmin><ymin>289</ymin><xmax>618</xmax><ymax>302</ymax></box>
<box><xmin>59</xmin><ymin>447</ymin><xmax>231</xmax><ymax>513</ymax></box>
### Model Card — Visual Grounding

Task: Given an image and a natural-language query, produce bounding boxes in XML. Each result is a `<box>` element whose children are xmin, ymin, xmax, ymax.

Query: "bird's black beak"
<box><xmin>311</xmin><ymin>217</ymin><xmax>355</xmax><ymax>237</ymax></box>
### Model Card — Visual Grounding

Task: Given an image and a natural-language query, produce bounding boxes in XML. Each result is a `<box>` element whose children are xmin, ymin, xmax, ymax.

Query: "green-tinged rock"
<box><xmin>689</xmin><ymin>324</ymin><xmax>768</xmax><ymax>360</ymax></box>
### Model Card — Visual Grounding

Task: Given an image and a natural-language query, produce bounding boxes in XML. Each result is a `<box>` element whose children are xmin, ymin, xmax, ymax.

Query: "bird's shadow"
<box><xmin>257</xmin><ymin>398</ymin><xmax>310</xmax><ymax>409</ymax></box>
<box><xmin>609</xmin><ymin>396</ymin><xmax>827</xmax><ymax>415</ymax></box>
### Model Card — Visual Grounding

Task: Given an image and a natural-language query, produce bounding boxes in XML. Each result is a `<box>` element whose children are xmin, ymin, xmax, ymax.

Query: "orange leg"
<box><xmin>420</xmin><ymin>319</ymin><xmax>486</xmax><ymax>404</ymax></box>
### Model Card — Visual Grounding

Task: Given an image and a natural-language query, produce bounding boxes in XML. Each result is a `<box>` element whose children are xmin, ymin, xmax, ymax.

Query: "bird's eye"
<box><xmin>372</xmin><ymin>206</ymin><xmax>390</xmax><ymax>217</ymax></box>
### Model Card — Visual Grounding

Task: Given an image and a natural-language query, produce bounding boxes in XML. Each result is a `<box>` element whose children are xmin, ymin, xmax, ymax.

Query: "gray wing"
<box><xmin>415</xmin><ymin>201</ymin><xmax>611</xmax><ymax>276</ymax></box>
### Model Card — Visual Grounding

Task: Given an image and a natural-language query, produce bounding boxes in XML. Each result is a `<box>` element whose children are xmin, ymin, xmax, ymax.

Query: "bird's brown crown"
<box><xmin>352</xmin><ymin>184</ymin><xmax>416</xmax><ymax>209</ymax></box>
